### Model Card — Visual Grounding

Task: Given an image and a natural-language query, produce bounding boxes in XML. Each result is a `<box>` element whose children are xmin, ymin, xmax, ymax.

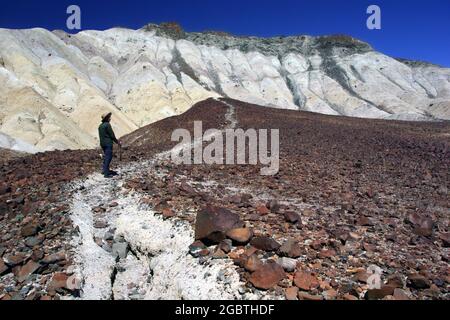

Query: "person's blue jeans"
<box><xmin>102</xmin><ymin>145</ymin><xmax>113</xmax><ymax>176</ymax></box>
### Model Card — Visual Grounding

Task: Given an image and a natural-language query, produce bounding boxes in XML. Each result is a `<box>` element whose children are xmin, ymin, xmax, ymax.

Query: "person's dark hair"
<box><xmin>102</xmin><ymin>113</ymin><xmax>112</xmax><ymax>123</ymax></box>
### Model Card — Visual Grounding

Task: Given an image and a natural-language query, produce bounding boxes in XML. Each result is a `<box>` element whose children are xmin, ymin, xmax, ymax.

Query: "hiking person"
<box><xmin>98</xmin><ymin>112</ymin><xmax>121</xmax><ymax>178</ymax></box>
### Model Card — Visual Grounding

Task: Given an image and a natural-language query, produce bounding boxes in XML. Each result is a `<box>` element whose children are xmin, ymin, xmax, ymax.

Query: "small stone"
<box><xmin>16</xmin><ymin>260</ymin><xmax>40</xmax><ymax>282</ymax></box>
<box><xmin>407</xmin><ymin>274</ymin><xmax>430</xmax><ymax>289</ymax></box>
<box><xmin>94</xmin><ymin>220</ymin><xmax>108</xmax><ymax>229</ymax></box>
<box><xmin>42</xmin><ymin>252</ymin><xmax>66</xmax><ymax>264</ymax></box>
<box><xmin>218</xmin><ymin>239</ymin><xmax>232</xmax><ymax>253</ymax></box>
<box><xmin>279</xmin><ymin>239</ymin><xmax>302</xmax><ymax>258</ymax></box>
<box><xmin>189</xmin><ymin>241</ymin><xmax>207</xmax><ymax>258</ymax></box>
<box><xmin>294</xmin><ymin>271</ymin><xmax>320</xmax><ymax>291</ymax></box>
<box><xmin>109</xmin><ymin>202</ymin><xmax>119</xmax><ymax>208</ymax></box>
<box><xmin>356</xmin><ymin>216</ymin><xmax>374</xmax><ymax>226</ymax></box>
<box><xmin>343</xmin><ymin>293</ymin><xmax>359</xmax><ymax>300</ymax></box>
<box><xmin>250</xmin><ymin>236</ymin><xmax>281</xmax><ymax>252</ymax></box>
<box><xmin>322</xmin><ymin>288</ymin><xmax>338</xmax><ymax>300</ymax></box>
<box><xmin>284</xmin><ymin>212</ymin><xmax>301</xmax><ymax>224</ymax></box>
<box><xmin>393</xmin><ymin>288</ymin><xmax>410</xmax><ymax>300</ymax></box>
<box><xmin>298</xmin><ymin>291</ymin><xmax>323</xmax><ymax>301</ymax></box>
<box><xmin>21</xmin><ymin>224</ymin><xmax>39</xmax><ymax>237</ymax></box>
<box><xmin>365</xmin><ymin>286</ymin><xmax>395</xmax><ymax>300</ymax></box>
<box><xmin>112</xmin><ymin>242</ymin><xmax>129</xmax><ymax>260</ymax></box>
<box><xmin>277</xmin><ymin>257</ymin><xmax>297</xmax><ymax>272</ymax></box>
<box><xmin>47</xmin><ymin>272</ymin><xmax>69</xmax><ymax>291</ymax></box>
<box><xmin>25</xmin><ymin>237</ymin><xmax>42</xmax><ymax>248</ymax></box>
<box><xmin>3</xmin><ymin>253</ymin><xmax>26</xmax><ymax>267</ymax></box>
<box><xmin>256</xmin><ymin>205</ymin><xmax>269</xmax><ymax>216</ymax></box>
<box><xmin>244</xmin><ymin>254</ymin><xmax>263</xmax><ymax>272</ymax></box>
<box><xmin>249</xmin><ymin>262</ymin><xmax>286</xmax><ymax>290</ymax></box>
<box><xmin>285</xmin><ymin>286</ymin><xmax>299</xmax><ymax>300</ymax></box>
<box><xmin>162</xmin><ymin>208</ymin><xmax>175</xmax><ymax>219</ymax></box>
<box><xmin>226</xmin><ymin>228</ymin><xmax>253</xmax><ymax>244</ymax></box>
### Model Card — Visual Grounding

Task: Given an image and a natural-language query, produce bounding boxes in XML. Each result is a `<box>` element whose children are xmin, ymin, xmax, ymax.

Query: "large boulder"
<box><xmin>195</xmin><ymin>206</ymin><xmax>243</xmax><ymax>244</ymax></box>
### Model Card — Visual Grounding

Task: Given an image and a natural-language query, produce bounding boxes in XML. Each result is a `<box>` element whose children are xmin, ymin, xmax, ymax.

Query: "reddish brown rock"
<box><xmin>298</xmin><ymin>291</ymin><xmax>323</xmax><ymax>300</ymax></box>
<box><xmin>195</xmin><ymin>206</ymin><xmax>243</xmax><ymax>244</ymax></box>
<box><xmin>244</xmin><ymin>254</ymin><xmax>263</xmax><ymax>272</ymax></box>
<box><xmin>393</xmin><ymin>288</ymin><xmax>410</xmax><ymax>300</ymax></box>
<box><xmin>256</xmin><ymin>205</ymin><xmax>270</xmax><ymax>216</ymax></box>
<box><xmin>162</xmin><ymin>208</ymin><xmax>175</xmax><ymax>219</ymax></box>
<box><xmin>250</xmin><ymin>236</ymin><xmax>281</xmax><ymax>251</ymax></box>
<box><xmin>20</xmin><ymin>224</ymin><xmax>39</xmax><ymax>237</ymax></box>
<box><xmin>16</xmin><ymin>260</ymin><xmax>40</xmax><ymax>282</ymax></box>
<box><xmin>279</xmin><ymin>239</ymin><xmax>302</xmax><ymax>258</ymax></box>
<box><xmin>42</xmin><ymin>252</ymin><xmax>66</xmax><ymax>264</ymax></box>
<box><xmin>294</xmin><ymin>271</ymin><xmax>320</xmax><ymax>291</ymax></box>
<box><xmin>356</xmin><ymin>216</ymin><xmax>374</xmax><ymax>226</ymax></box>
<box><xmin>365</xmin><ymin>285</ymin><xmax>395</xmax><ymax>300</ymax></box>
<box><xmin>47</xmin><ymin>273</ymin><xmax>69</xmax><ymax>291</ymax></box>
<box><xmin>284</xmin><ymin>211</ymin><xmax>301</xmax><ymax>224</ymax></box>
<box><xmin>249</xmin><ymin>262</ymin><xmax>286</xmax><ymax>290</ymax></box>
<box><xmin>226</xmin><ymin>228</ymin><xmax>253</xmax><ymax>244</ymax></box>
<box><xmin>3</xmin><ymin>253</ymin><xmax>26</xmax><ymax>267</ymax></box>
<box><xmin>407</xmin><ymin>274</ymin><xmax>431</xmax><ymax>289</ymax></box>
<box><xmin>285</xmin><ymin>286</ymin><xmax>299</xmax><ymax>300</ymax></box>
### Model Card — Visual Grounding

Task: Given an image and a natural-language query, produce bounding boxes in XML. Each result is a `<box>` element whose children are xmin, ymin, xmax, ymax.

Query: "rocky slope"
<box><xmin>0</xmin><ymin>23</ymin><xmax>449</xmax><ymax>151</ymax></box>
<box><xmin>1</xmin><ymin>98</ymin><xmax>448</xmax><ymax>300</ymax></box>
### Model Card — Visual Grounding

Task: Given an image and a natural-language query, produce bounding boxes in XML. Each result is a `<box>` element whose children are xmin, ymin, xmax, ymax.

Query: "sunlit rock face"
<box><xmin>0</xmin><ymin>23</ymin><xmax>449</xmax><ymax>151</ymax></box>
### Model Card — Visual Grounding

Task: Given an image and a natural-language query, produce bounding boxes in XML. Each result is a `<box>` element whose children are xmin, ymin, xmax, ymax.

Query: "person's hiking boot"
<box><xmin>109</xmin><ymin>170</ymin><xmax>119</xmax><ymax>176</ymax></box>
<box><xmin>104</xmin><ymin>174</ymin><xmax>113</xmax><ymax>179</ymax></box>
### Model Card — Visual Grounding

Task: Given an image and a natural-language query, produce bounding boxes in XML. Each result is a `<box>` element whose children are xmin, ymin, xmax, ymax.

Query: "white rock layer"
<box><xmin>1</xmin><ymin>26</ymin><xmax>449</xmax><ymax>151</ymax></box>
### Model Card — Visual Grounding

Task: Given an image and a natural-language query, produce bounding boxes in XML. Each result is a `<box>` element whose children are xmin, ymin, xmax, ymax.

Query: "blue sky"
<box><xmin>1</xmin><ymin>0</ymin><xmax>449</xmax><ymax>66</ymax></box>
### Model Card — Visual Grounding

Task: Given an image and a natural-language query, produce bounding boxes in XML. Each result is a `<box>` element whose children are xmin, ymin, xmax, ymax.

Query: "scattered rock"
<box><xmin>218</xmin><ymin>239</ymin><xmax>232</xmax><ymax>253</ymax></box>
<box><xmin>277</xmin><ymin>257</ymin><xmax>297</xmax><ymax>272</ymax></box>
<box><xmin>42</xmin><ymin>252</ymin><xmax>66</xmax><ymax>264</ymax></box>
<box><xmin>249</xmin><ymin>262</ymin><xmax>286</xmax><ymax>290</ymax></box>
<box><xmin>20</xmin><ymin>224</ymin><xmax>39</xmax><ymax>237</ymax></box>
<box><xmin>407</xmin><ymin>274</ymin><xmax>431</xmax><ymax>289</ymax></box>
<box><xmin>393</xmin><ymin>288</ymin><xmax>410</xmax><ymax>300</ymax></box>
<box><xmin>365</xmin><ymin>285</ymin><xmax>395</xmax><ymax>300</ymax></box>
<box><xmin>244</xmin><ymin>254</ymin><xmax>263</xmax><ymax>272</ymax></box>
<box><xmin>279</xmin><ymin>239</ymin><xmax>302</xmax><ymax>258</ymax></box>
<box><xmin>162</xmin><ymin>208</ymin><xmax>175</xmax><ymax>219</ymax></box>
<box><xmin>47</xmin><ymin>272</ymin><xmax>69</xmax><ymax>291</ymax></box>
<box><xmin>285</xmin><ymin>286</ymin><xmax>299</xmax><ymax>300</ymax></box>
<box><xmin>112</xmin><ymin>242</ymin><xmax>129</xmax><ymax>260</ymax></box>
<box><xmin>294</xmin><ymin>271</ymin><xmax>320</xmax><ymax>291</ymax></box>
<box><xmin>189</xmin><ymin>240</ymin><xmax>207</xmax><ymax>258</ymax></box>
<box><xmin>16</xmin><ymin>260</ymin><xmax>40</xmax><ymax>282</ymax></box>
<box><xmin>94</xmin><ymin>220</ymin><xmax>108</xmax><ymax>229</ymax></box>
<box><xmin>226</xmin><ymin>228</ymin><xmax>253</xmax><ymax>244</ymax></box>
<box><xmin>298</xmin><ymin>291</ymin><xmax>323</xmax><ymax>300</ymax></box>
<box><xmin>256</xmin><ymin>205</ymin><xmax>270</xmax><ymax>216</ymax></box>
<box><xmin>250</xmin><ymin>236</ymin><xmax>281</xmax><ymax>251</ymax></box>
<box><xmin>284</xmin><ymin>211</ymin><xmax>301</xmax><ymax>224</ymax></box>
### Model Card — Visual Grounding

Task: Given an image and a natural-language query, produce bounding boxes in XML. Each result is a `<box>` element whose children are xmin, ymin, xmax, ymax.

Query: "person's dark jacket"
<box><xmin>98</xmin><ymin>122</ymin><xmax>119</xmax><ymax>147</ymax></box>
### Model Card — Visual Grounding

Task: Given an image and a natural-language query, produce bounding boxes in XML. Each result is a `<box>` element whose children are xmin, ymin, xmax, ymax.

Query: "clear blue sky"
<box><xmin>1</xmin><ymin>0</ymin><xmax>449</xmax><ymax>66</ymax></box>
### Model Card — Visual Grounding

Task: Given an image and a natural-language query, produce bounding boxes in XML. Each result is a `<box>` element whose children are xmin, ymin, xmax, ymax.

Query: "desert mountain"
<box><xmin>0</xmin><ymin>22</ymin><xmax>449</xmax><ymax>152</ymax></box>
